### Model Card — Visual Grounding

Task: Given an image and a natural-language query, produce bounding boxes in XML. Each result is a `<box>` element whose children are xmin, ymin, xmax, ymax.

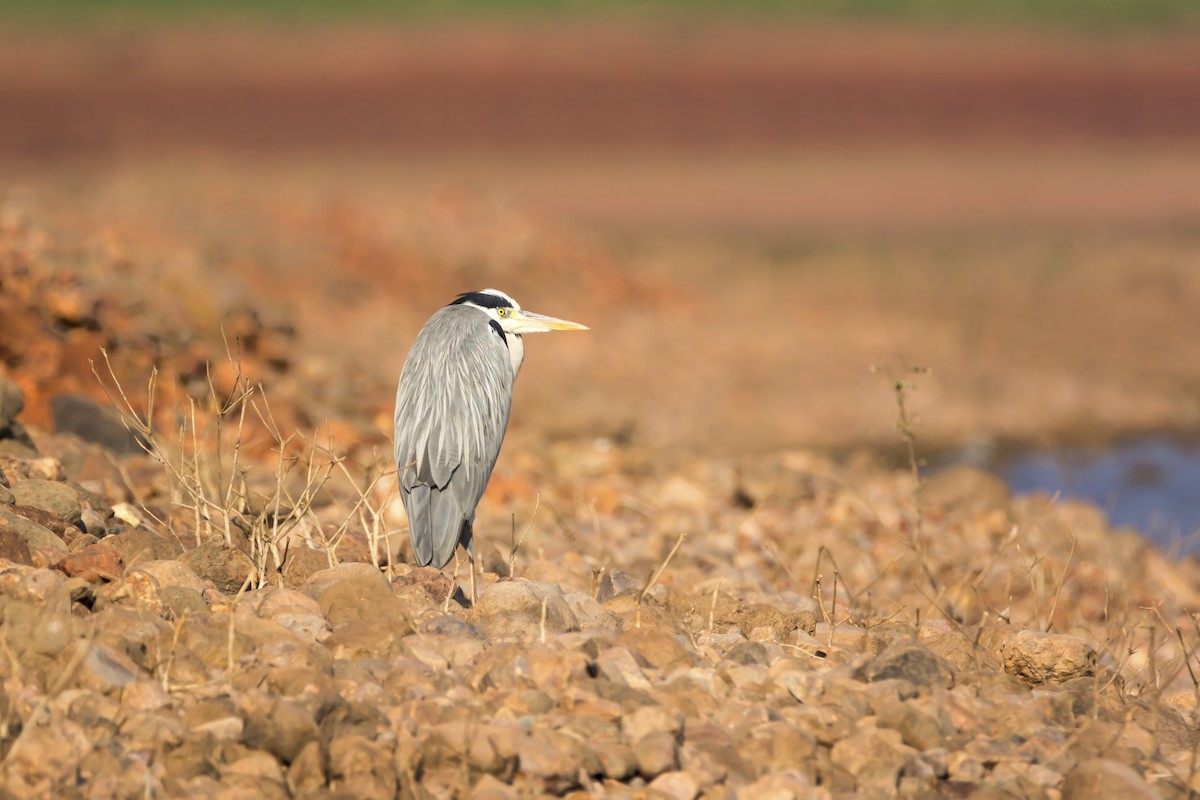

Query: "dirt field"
<box><xmin>4</xmin><ymin>19</ymin><xmax>1200</xmax><ymax>799</ymax></box>
<box><xmin>4</xmin><ymin>22</ymin><xmax>1200</xmax><ymax>462</ymax></box>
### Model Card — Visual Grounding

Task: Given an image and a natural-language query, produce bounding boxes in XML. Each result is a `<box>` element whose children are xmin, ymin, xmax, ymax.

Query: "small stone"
<box><xmin>516</xmin><ymin>731</ymin><xmax>580</xmax><ymax>790</ymax></box>
<box><xmin>428</xmin><ymin>720</ymin><xmax>519</xmax><ymax>775</ymax></box>
<box><xmin>877</xmin><ymin>700</ymin><xmax>950</xmax><ymax>751</ymax></box>
<box><xmin>830</xmin><ymin>728</ymin><xmax>912</xmax><ymax>795</ymax></box>
<box><xmin>94</xmin><ymin>569</ymin><xmax>165</xmax><ymax>617</ymax></box>
<box><xmin>53</xmin><ymin>541</ymin><xmax>123</xmax><ymax>582</ymax></box>
<box><xmin>565</xmin><ymin>590</ymin><xmax>619</xmax><ymax>630</ymax></box>
<box><xmin>648</xmin><ymin>770</ymin><xmax>699</xmax><ymax>800</ymax></box>
<box><xmin>0</xmin><ymin>525</ymin><xmax>34</xmax><ymax>565</ymax></box>
<box><xmin>735</xmin><ymin>772</ymin><xmax>813</xmax><ymax>799</ymax></box>
<box><xmin>595</xmin><ymin>569</ymin><xmax>641</xmax><ymax>603</ymax></box>
<box><xmin>161</xmin><ymin>585</ymin><xmax>209</xmax><ymax>619</ymax></box>
<box><xmin>1002</xmin><ymin>630</ymin><xmax>1096</xmax><ymax>685</ymax></box>
<box><xmin>242</xmin><ymin>697</ymin><xmax>320</xmax><ymax>764</ymax></box>
<box><xmin>592</xmin><ymin>740</ymin><xmax>638</xmax><ymax>781</ymax></box>
<box><xmin>303</xmin><ymin>562</ymin><xmax>413</xmax><ymax>634</ymax></box>
<box><xmin>855</xmin><ymin>641</ymin><xmax>956</xmax><ymax>690</ymax></box>
<box><xmin>0</xmin><ymin>506</ymin><xmax>68</xmax><ymax>558</ymax></box>
<box><xmin>635</xmin><ymin>731</ymin><xmax>678</xmax><ymax>778</ymax></box>
<box><xmin>180</xmin><ymin>538</ymin><xmax>255</xmax><ymax>595</ymax></box>
<box><xmin>111</xmin><ymin>503</ymin><xmax>145</xmax><ymax>528</ymax></box>
<box><xmin>105</xmin><ymin>528</ymin><xmax>184</xmax><ymax>566</ymax></box>
<box><xmin>468</xmin><ymin>774</ymin><xmax>517</xmax><ymax>800</ymax></box>
<box><xmin>134</xmin><ymin>559</ymin><xmax>206</xmax><ymax>593</ymax></box>
<box><xmin>1061</xmin><ymin>759</ymin><xmax>1157</xmax><ymax>800</ymax></box>
<box><xmin>0</xmin><ymin>376</ymin><xmax>24</xmax><ymax>430</ymax></box>
<box><xmin>256</xmin><ymin>587</ymin><xmax>331</xmax><ymax>642</ymax></box>
<box><xmin>596</xmin><ymin>646</ymin><xmax>654</xmax><ymax>692</ymax></box>
<box><xmin>11</xmin><ymin>480</ymin><xmax>82</xmax><ymax>525</ymax></box>
<box><xmin>621</xmin><ymin>705</ymin><xmax>683</xmax><ymax>741</ymax></box>
<box><xmin>286</xmin><ymin>741</ymin><xmax>325</xmax><ymax>797</ymax></box>
<box><xmin>72</xmin><ymin>640</ymin><xmax>142</xmax><ymax>693</ymax></box>
<box><xmin>473</xmin><ymin>578</ymin><xmax>580</xmax><ymax>634</ymax></box>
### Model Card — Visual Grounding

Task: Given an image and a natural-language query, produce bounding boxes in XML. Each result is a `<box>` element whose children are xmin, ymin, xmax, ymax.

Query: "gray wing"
<box><xmin>394</xmin><ymin>305</ymin><xmax>514</xmax><ymax>568</ymax></box>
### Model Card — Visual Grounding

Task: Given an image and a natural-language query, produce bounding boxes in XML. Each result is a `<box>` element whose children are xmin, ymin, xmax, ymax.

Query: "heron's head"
<box><xmin>451</xmin><ymin>289</ymin><xmax>590</xmax><ymax>335</ymax></box>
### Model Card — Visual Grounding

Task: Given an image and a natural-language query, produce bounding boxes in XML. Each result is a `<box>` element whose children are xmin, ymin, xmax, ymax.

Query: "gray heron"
<box><xmin>394</xmin><ymin>288</ymin><xmax>588</xmax><ymax>601</ymax></box>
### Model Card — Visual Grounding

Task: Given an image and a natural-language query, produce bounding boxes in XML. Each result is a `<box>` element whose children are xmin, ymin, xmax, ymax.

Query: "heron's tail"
<box><xmin>406</xmin><ymin>485</ymin><xmax>435</xmax><ymax>566</ymax></box>
<box><xmin>404</xmin><ymin>484</ymin><xmax>467</xmax><ymax>569</ymax></box>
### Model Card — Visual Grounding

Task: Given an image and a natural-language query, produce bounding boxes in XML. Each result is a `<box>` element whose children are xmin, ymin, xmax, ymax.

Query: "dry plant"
<box><xmin>873</xmin><ymin>363</ymin><xmax>939</xmax><ymax>595</ymax></box>
<box><xmin>91</xmin><ymin>341</ymin><xmax>348</xmax><ymax>588</ymax></box>
<box><xmin>508</xmin><ymin>492</ymin><xmax>541</xmax><ymax>578</ymax></box>
<box><xmin>635</xmin><ymin>532</ymin><xmax>686</xmax><ymax>629</ymax></box>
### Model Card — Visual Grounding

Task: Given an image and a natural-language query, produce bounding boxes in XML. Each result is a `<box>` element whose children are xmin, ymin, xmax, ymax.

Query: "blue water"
<box><xmin>997</xmin><ymin>437</ymin><xmax>1200</xmax><ymax>555</ymax></box>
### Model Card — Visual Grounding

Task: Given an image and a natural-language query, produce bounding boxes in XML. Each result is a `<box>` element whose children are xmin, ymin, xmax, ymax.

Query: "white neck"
<box><xmin>507</xmin><ymin>333</ymin><xmax>526</xmax><ymax>378</ymax></box>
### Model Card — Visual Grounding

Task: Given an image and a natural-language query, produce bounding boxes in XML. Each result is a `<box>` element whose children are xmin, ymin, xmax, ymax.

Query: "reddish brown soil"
<box><xmin>3</xmin><ymin>21</ymin><xmax>1199</xmax><ymax>459</ymax></box>
<box><xmin>3</xmin><ymin>23</ymin><xmax>1200</xmax><ymax>158</ymax></box>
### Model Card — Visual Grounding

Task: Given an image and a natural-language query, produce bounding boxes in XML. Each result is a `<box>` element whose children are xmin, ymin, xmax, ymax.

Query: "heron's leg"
<box><xmin>463</xmin><ymin>520</ymin><xmax>477</xmax><ymax>607</ymax></box>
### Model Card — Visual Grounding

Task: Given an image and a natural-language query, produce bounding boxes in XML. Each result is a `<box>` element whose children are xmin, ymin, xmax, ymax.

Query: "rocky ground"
<box><xmin>4</xmin><ymin>197</ymin><xmax>1200</xmax><ymax>799</ymax></box>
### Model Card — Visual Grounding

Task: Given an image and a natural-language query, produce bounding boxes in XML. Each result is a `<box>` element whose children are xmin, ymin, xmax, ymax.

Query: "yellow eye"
<box><xmin>497</xmin><ymin>308</ymin><xmax>509</xmax><ymax>317</ymax></box>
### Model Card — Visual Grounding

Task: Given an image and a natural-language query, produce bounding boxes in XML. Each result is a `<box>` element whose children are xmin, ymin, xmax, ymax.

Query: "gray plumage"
<box><xmin>394</xmin><ymin>289</ymin><xmax>587</xmax><ymax>571</ymax></box>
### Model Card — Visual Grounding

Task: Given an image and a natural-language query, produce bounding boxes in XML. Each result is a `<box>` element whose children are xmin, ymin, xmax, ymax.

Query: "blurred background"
<box><xmin>2</xmin><ymin>1</ymin><xmax>1199</xmax><ymax>546</ymax></box>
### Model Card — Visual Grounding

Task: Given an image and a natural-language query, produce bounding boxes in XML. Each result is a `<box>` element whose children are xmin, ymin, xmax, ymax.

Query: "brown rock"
<box><xmin>256</xmin><ymin>586</ymin><xmax>331</xmax><ymax>642</ymax></box>
<box><xmin>105</xmin><ymin>528</ymin><xmax>185</xmax><ymax>566</ymax></box>
<box><xmin>740</xmin><ymin>721</ymin><xmax>819</xmax><ymax>777</ymax></box>
<box><xmin>1061</xmin><ymin>759</ymin><xmax>1157</xmax><ymax>800</ymax></box>
<box><xmin>516</xmin><ymin>730</ymin><xmax>582</xmax><ymax>791</ymax></box>
<box><xmin>93</xmin><ymin>569</ymin><xmax>166</xmax><ymax>617</ymax></box>
<box><xmin>60</xmin><ymin>639</ymin><xmax>142</xmax><ymax>693</ymax></box>
<box><xmin>0</xmin><ymin>711</ymin><xmax>90</xmax><ymax>796</ymax></box>
<box><xmin>595</xmin><ymin>568</ymin><xmax>641</xmax><ymax>603</ymax></box>
<box><xmin>52</xmin><ymin>541</ymin><xmax>122</xmax><ymax>582</ymax></box>
<box><xmin>285</xmin><ymin>741</ymin><xmax>326</xmax><ymax>797</ymax></box>
<box><xmin>592</xmin><ymin>739</ymin><xmax>638</xmax><ymax>781</ymax></box>
<box><xmin>648</xmin><ymin>770</ymin><xmax>700</xmax><ymax>800</ymax></box>
<box><xmin>621</xmin><ymin>705</ymin><xmax>683</xmax><ymax>742</ymax></box>
<box><xmin>596</xmin><ymin>646</ymin><xmax>655</xmax><ymax>691</ymax></box>
<box><xmin>0</xmin><ymin>525</ymin><xmax>33</xmax><ymax>565</ymax></box>
<box><xmin>10</xmin><ymin>478</ymin><xmax>82</xmax><ymax>525</ymax></box>
<box><xmin>830</xmin><ymin>728</ymin><xmax>914</xmax><ymax>795</ymax></box>
<box><xmin>1002</xmin><ymin>630</ymin><xmax>1096</xmax><ymax>685</ymax></box>
<box><xmin>855</xmin><ymin>641</ymin><xmax>956</xmax><ymax>690</ymax></box>
<box><xmin>618</xmin><ymin>627</ymin><xmax>696</xmax><ymax>669</ymax></box>
<box><xmin>242</xmin><ymin>697</ymin><xmax>320</xmax><ymax>764</ymax></box>
<box><xmin>473</xmin><ymin>578</ymin><xmax>580</xmax><ymax>634</ymax></box>
<box><xmin>280</xmin><ymin>545</ymin><xmax>329</xmax><ymax>589</ymax></box>
<box><xmin>27</xmin><ymin>457</ymin><xmax>67</xmax><ymax>482</ymax></box>
<box><xmin>160</xmin><ymin>585</ymin><xmax>209</xmax><ymax>620</ymax></box>
<box><xmin>180</xmin><ymin>538</ymin><xmax>255</xmax><ymax>595</ymax></box>
<box><xmin>0</xmin><ymin>506</ymin><xmax>68</xmax><ymax>558</ymax></box>
<box><xmin>427</xmin><ymin>720</ymin><xmax>520</xmax><ymax>776</ymax></box>
<box><xmin>327</xmin><ymin>733</ymin><xmax>398</xmax><ymax>799</ymax></box>
<box><xmin>303</xmin><ymin>562</ymin><xmax>413</xmax><ymax>634</ymax></box>
<box><xmin>877</xmin><ymin>700</ymin><xmax>951</xmax><ymax>751</ymax></box>
<box><xmin>391</xmin><ymin>564</ymin><xmax>457</xmax><ymax>604</ymax></box>
<box><xmin>468</xmin><ymin>774</ymin><xmax>518</xmax><ymax>800</ymax></box>
<box><xmin>735</xmin><ymin>772</ymin><xmax>815</xmax><ymax>799</ymax></box>
<box><xmin>635</xmin><ymin>731</ymin><xmax>678</xmax><ymax>778</ymax></box>
<box><xmin>134</xmin><ymin>559</ymin><xmax>206</xmax><ymax>593</ymax></box>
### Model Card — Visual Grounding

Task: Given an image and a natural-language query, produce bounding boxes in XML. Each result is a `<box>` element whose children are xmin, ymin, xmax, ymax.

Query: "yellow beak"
<box><xmin>510</xmin><ymin>310</ymin><xmax>590</xmax><ymax>334</ymax></box>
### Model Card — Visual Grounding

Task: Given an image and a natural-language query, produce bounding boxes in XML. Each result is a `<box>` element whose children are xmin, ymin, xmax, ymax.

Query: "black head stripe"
<box><xmin>451</xmin><ymin>291</ymin><xmax>512</xmax><ymax>310</ymax></box>
<box><xmin>488</xmin><ymin>319</ymin><xmax>509</xmax><ymax>348</ymax></box>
